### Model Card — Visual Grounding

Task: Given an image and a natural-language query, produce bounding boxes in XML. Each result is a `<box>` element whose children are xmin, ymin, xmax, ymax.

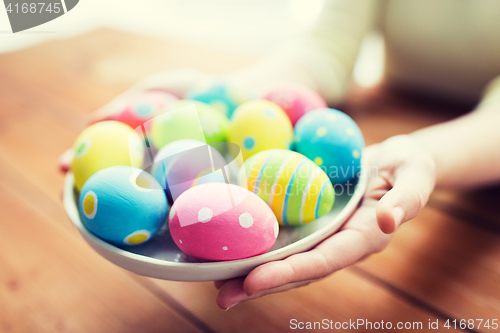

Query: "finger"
<box><xmin>213</xmin><ymin>280</ymin><xmax>228</xmax><ymax>290</ymax></box>
<box><xmin>216</xmin><ymin>277</ymin><xmax>313</xmax><ymax>310</ymax></box>
<box><xmin>215</xmin><ymin>278</ymin><xmax>245</xmax><ymax>310</ymax></box>
<box><xmin>376</xmin><ymin>158</ymin><xmax>435</xmax><ymax>234</ymax></box>
<box><xmin>242</xmin><ymin>206</ymin><xmax>382</xmax><ymax>296</ymax></box>
<box><xmin>58</xmin><ymin>148</ymin><xmax>74</xmax><ymax>173</ymax></box>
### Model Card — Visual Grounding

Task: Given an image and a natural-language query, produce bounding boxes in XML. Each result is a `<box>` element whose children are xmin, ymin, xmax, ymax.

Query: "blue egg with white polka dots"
<box><xmin>79</xmin><ymin>166</ymin><xmax>168</xmax><ymax>246</ymax></box>
<box><xmin>185</xmin><ymin>82</ymin><xmax>249</xmax><ymax>118</ymax></box>
<box><xmin>294</xmin><ymin>108</ymin><xmax>365</xmax><ymax>184</ymax></box>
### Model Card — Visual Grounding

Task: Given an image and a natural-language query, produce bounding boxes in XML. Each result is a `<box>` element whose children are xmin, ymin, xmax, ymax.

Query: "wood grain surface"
<box><xmin>0</xmin><ymin>28</ymin><xmax>498</xmax><ymax>333</ymax></box>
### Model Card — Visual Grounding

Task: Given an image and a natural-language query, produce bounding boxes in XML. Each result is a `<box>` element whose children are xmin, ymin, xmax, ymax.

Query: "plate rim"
<box><xmin>63</xmin><ymin>160</ymin><xmax>368</xmax><ymax>281</ymax></box>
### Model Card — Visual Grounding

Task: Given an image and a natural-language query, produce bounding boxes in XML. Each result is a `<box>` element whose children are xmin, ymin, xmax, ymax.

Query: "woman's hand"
<box><xmin>215</xmin><ymin>134</ymin><xmax>436</xmax><ymax>310</ymax></box>
<box><xmin>58</xmin><ymin>68</ymin><xmax>211</xmax><ymax>173</ymax></box>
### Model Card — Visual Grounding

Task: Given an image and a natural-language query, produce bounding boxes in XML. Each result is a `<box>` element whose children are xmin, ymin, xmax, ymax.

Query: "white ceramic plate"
<box><xmin>63</xmin><ymin>162</ymin><xmax>368</xmax><ymax>282</ymax></box>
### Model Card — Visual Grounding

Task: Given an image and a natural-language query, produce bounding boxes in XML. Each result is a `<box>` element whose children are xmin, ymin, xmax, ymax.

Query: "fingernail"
<box><xmin>393</xmin><ymin>207</ymin><xmax>404</xmax><ymax>226</ymax></box>
<box><xmin>245</xmin><ymin>289</ymin><xmax>259</xmax><ymax>297</ymax></box>
<box><xmin>224</xmin><ymin>302</ymin><xmax>239</xmax><ymax>311</ymax></box>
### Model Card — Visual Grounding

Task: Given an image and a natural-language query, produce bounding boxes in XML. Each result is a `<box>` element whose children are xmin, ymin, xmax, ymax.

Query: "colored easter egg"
<box><xmin>104</xmin><ymin>90</ymin><xmax>178</xmax><ymax>130</ymax></box>
<box><xmin>262</xmin><ymin>85</ymin><xmax>327</xmax><ymax>126</ymax></box>
<box><xmin>149</xmin><ymin>102</ymin><xmax>207</xmax><ymax>149</ymax></box>
<box><xmin>163</xmin><ymin>100</ymin><xmax>230</xmax><ymax>144</ymax></box>
<box><xmin>185</xmin><ymin>81</ymin><xmax>249</xmax><ymax>118</ymax></box>
<box><xmin>228</xmin><ymin>100</ymin><xmax>293</xmax><ymax>160</ymax></box>
<box><xmin>238</xmin><ymin>149</ymin><xmax>334</xmax><ymax>226</ymax></box>
<box><xmin>151</xmin><ymin>139</ymin><xmax>229</xmax><ymax>203</ymax></box>
<box><xmin>294</xmin><ymin>108</ymin><xmax>365</xmax><ymax>184</ymax></box>
<box><xmin>71</xmin><ymin>121</ymin><xmax>145</xmax><ymax>191</ymax></box>
<box><xmin>169</xmin><ymin>183</ymin><xmax>279</xmax><ymax>261</ymax></box>
<box><xmin>79</xmin><ymin>166</ymin><xmax>168</xmax><ymax>246</ymax></box>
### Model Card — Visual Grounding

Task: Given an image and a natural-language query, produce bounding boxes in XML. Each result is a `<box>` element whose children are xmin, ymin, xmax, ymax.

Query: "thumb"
<box><xmin>376</xmin><ymin>159</ymin><xmax>435</xmax><ymax>234</ymax></box>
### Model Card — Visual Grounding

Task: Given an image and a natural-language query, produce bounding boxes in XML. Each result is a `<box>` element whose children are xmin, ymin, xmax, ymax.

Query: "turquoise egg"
<box><xmin>185</xmin><ymin>82</ymin><xmax>249</xmax><ymax>118</ymax></box>
<box><xmin>79</xmin><ymin>166</ymin><xmax>168</xmax><ymax>246</ymax></box>
<box><xmin>294</xmin><ymin>108</ymin><xmax>365</xmax><ymax>184</ymax></box>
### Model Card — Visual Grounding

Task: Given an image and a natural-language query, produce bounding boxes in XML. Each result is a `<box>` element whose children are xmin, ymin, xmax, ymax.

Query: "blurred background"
<box><xmin>0</xmin><ymin>0</ymin><xmax>384</xmax><ymax>87</ymax></box>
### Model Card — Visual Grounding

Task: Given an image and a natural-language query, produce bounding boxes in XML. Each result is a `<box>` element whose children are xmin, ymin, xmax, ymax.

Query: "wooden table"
<box><xmin>1</xmin><ymin>29</ymin><xmax>499</xmax><ymax>333</ymax></box>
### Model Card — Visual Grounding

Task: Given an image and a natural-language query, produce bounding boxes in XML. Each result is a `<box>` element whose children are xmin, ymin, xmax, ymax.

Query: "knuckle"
<box><xmin>411</xmin><ymin>188</ymin><xmax>428</xmax><ymax>213</ymax></box>
<box><xmin>373</xmin><ymin>237</ymin><xmax>391</xmax><ymax>253</ymax></box>
<box><xmin>312</xmin><ymin>249</ymin><xmax>335</xmax><ymax>278</ymax></box>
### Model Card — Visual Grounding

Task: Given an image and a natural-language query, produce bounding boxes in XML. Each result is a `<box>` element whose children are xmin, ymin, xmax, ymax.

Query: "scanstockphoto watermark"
<box><xmin>3</xmin><ymin>0</ymin><xmax>79</xmax><ymax>33</ymax></box>
<box><xmin>127</xmin><ymin>105</ymin><xmax>376</xmax><ymax>200</ymax></box>
<box><xmin>247</xmin><ymin>164</ymin><xmax>377</xmax><ymax>197</ymax></box>
<box><xmin>290</xmin><ymin>318</ymin><xmax>499</xmax><ymax>331</ymax></box>
<box><xmin>251</xmin><ymin>162</ymin><xmax>370</xmax><ymax>183</ymax></box>
<box><xmin>290</xmin><ymin>318</ymin><xmax>424</xmax><ymax>330</ymax></box>
<box><xmin>248</xmin><ymin>175</ymin><xmax>364</xmax><ymax>197</ymax></box>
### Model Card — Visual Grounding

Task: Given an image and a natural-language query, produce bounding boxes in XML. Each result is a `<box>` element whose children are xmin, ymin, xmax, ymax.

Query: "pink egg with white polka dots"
<box><xmin>262</xmin><ymin>85</ymin><xmax>327</xmax><ymax>126</ymax></box>
<box><xmin>169</xmin><ymin>183</ymin><xmax>279</xmax><ymax>261</ymax></box>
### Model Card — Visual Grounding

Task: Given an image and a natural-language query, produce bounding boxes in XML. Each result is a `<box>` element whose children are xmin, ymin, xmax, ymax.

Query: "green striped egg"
<box><xmin>238</xmin><ymin>149</ymin><xmax>334</xmax><ymax>226</ymax></box>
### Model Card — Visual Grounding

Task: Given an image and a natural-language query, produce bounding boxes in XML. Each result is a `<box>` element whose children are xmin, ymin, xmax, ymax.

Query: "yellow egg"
<box><xmin>229</xmin><ymin>100</ymin><xmax>293</xmax><ymax>160</ymax></box>
<box><xmin>71</xmin><ymin>121</ymin><xmax>144</xmax><ymax>191</ymax></box>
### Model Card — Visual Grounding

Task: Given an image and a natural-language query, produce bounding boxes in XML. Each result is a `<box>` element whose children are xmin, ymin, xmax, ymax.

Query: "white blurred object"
<box><xmin>0</xmin><ymin>0</ymin><xmax>384</xmax><ymax>88</ymax></box>
<box><xmin>353</xmin><ymin>32</ymin><xmax>385</xmax><ymax>88</ymax></box>
<box><xmin>0</xmin><ymin>0</ymin><xmax>323</xmax><ymax>54</ymax></box>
